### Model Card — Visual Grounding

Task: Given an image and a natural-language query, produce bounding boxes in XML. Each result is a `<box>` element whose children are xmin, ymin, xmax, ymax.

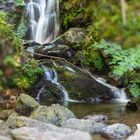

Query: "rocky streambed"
<box><xmin>0</xmin><ymin>93</ymin><xmax>137</xmax><ymax>140</ymax></box>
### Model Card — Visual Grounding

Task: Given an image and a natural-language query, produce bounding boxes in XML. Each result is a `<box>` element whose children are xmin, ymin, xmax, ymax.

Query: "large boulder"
<box><xmin>102</xmin><ymin>123</ymin><xmax>131</xmax><ymax>139</ymax></box>
<box><xmin>16</xmin><ymin>94</ymin><xmax>39</xmax><ymax>115</ymax></box>
<box><xmin>14</xmin><ymin>116</ymin><xmax>92</xmax><ymax>140</ymax></box>
<box><xmin>61</xmin><ymin>118</ymin><xmax>107</xmax><ymax>133</ymax></box>
<box><xmin>57</xmin><ymin>65</ymin><xmax>112</xmax><ymax>102</ymax></box>
<box><xmin>11</xmin><ymin>127</ymin><xmax>91</xmax><ymax>140</ymax></box>
<box><xmin>30</xmin><ymin>80</ymin><xmax>66</xmax><ymax>103</ymax></box>
<box><xmin>30</xmin><ymin>104</ymin><xmax>76</xmax><ymax>126</ymax></box>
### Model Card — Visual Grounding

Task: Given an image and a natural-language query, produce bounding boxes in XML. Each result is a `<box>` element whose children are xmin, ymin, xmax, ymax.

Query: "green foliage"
<box><xmin>61</xmin><ymin>0</ymin><xmax>96</xmax><ymax>32</ymax></box>
<box><xmin>14</xmin><ymin>63</ymin><xmax>44</xmax><ymax>89</ymax></box>
<box><xmin>15</xmin><ymin>0</ymin><xmax>25</xmax><ymax>6</ymax></box>
<box><xmin>0</xmin><ymin>12</ymin><xmax>43</xmax><ymax>90</ymax></box>
<box><xmin>129</xmin><ymin>83</ymin><xmax>140</xmax><ymax>97</ymax></box>
<box><xmin>94</xmin><ymin>40</ymin><xmax>140</xmax><ymax>96</ymax></box>
<box><xmin>94</xmin><ymin>40</ymin><xmax>140</xmax><ymax>76</ymax></box>
<box><xmin>89</xmin><ymin>0</ymin><xmax>140</xmax><ymax>48</ymax></box>
<box><xmin>16</xmin><ymin>17</ymin><xmax>26</xmax><ymax>39</ymax></box>
<box><xmin>0</xmin><ymin>12</ymin><xmax>22</xmax><ymax>49</ymax></box>
<box><xmin>82</xmin><ymin>45</ymin><xmax>105</xmax><ymax>71</ymax></box>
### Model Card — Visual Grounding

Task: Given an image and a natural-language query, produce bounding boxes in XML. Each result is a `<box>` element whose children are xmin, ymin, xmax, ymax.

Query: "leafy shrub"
<box><xmin>94</xmin><ymin>40</ymin><xmax>140</xmax><ymax>96</ymax></box>
<box><xmin>0</xmin><ymin>12</ymin><xmax>43</xmax><ymax>90</ymax></box>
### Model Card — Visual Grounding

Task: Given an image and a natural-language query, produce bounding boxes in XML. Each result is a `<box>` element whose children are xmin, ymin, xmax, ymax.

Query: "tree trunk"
<box><xmin>121</xmin><ymin>0</ymin><xmax>127</xmax><ymax>25</ymax></box>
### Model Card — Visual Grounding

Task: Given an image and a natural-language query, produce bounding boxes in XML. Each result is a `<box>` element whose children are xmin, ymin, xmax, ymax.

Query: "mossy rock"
<box><xmin>56</xmin><ymin>63</ymin><xmax>112</xmax><ymax>102</ymax></box>
<box><xmin>30</xmin><ymin>104</ymin><xmax>76</xmax><ymax>126</ymax></box>
<box><xmin>16</xmin><ymin>94</ymin><xmax>39</xmax><ymax>116</ymax></box>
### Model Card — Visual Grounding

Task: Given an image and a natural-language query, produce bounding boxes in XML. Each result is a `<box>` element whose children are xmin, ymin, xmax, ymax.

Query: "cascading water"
<box><xmin>96</xmin><ymin>77</ymin><xmax>129</xmax><ymax>102</ymax></box>
<box><xmin>36</xmin><ymin>67</ymin><xmax>69</xmax><ymax>102</ymax></box>
<box><xmin>26</xmin><ymin>0</ymin><xmax>59</xmax><ymax>44</ymax></box>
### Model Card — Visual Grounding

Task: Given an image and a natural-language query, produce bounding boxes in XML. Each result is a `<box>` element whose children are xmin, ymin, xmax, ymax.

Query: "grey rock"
<box><xmin>61</xmin><ymin>118</ymin><xmax>107</xmax><ymax>133</ymax></box>
<box><xmin>30</xmin><ymin>104</ymin><xmax>76</xmax><ymax>126</ymax></box>
<box><xmin>14</xmin><ymin>116</ymin><xmax>92</xmax><ymax>140</ymax></box>
<box><xmin>11</xmin><ymin>127</ymin><xmax>92</xmax><ymax>140</ymax></box>
<box><xmin>84</xmin><ymin>115</ymin><xmax>108</xmax><ymax>123</ymax></box>
<box><xmin>102</xmin><ymin>123</ymin><xmax>131</xmax><ymax>139</ymax></box>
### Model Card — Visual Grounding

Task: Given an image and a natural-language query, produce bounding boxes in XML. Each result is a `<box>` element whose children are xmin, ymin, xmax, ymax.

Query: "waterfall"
<box><xmin>36</xmin><ymin>67</ymin><xmax>69</xmax><ymax>102</ymax></box>
<box><xmin>26</xmin><ymin>0</ymin><xmax>59</xmax><ymax>44</ymax></box>
<box><xmin>96</xmin><ymin>78</ymin><xmax>129</xmax><ymax>102</ymax></box>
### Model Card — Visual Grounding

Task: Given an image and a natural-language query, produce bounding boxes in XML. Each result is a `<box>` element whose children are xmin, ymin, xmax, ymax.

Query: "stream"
<box><xmin>69</xmin><ymin>102</ymin><xmax>140</xmax><ymax>127</ymax></box>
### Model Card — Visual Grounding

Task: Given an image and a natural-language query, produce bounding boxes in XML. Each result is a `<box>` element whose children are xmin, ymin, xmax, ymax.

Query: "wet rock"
<box><xmin>61</xmin><ymin>118</ymin><xmax>107</xmax><ymax>133</ymax></box>
<box><xmin>126</xmin><ymin>101</ymin><xmax>138</xmax><ymax>111</ymax></box>
<box><xmin>6</xmin><ymin>112</ymin><xmax>19</xmax><ymax>129</ymax></box>
<box><xmin>30</xmin><ymin>104</ymin><xmax>76</xmax><ymax>126</ymax></box>
<box><xmin>34</xmin><ymin>44</ymin><xmax>75</xmax><ymax>60</ymax></box>
<box><xmin>16</xmin><ymin>94</ymin><xmax>39</xmax><ymax>115</ymax></box>
<box><xmin>29</xmin><ymin>80</ymin><xmax>67</xmax><ymax>103</ymax></box>
<box><xmin>83</xmin><ymin>115</ymin><xmax>108</xmax><ymax>123</ymax></box>
<box><xmin>15</xmin><ymin>116</ymin><xmax>92</xmax><ymax>140</ymax></box>
<box><xmin>58</xmin><ymin>67</ymin><xmax>112</xmax><ymax>102</ymax></box>
<box><xmin>102</xmin><ymin>123</ymin><xmax>131</xmax><ymax>139</ymax></box>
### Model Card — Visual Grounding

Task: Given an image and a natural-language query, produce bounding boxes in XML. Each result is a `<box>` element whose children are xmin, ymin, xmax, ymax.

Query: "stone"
<box><xmin>83</xmin><ymin>115</ymin><xmax>108</xmax><ymax>123</ymax></box>
<box><xmin>16</xmin><ymin>93</ymin><xmax>39</xmax><ymax>115</ymax></box>
<box><xmin>127</xmin><ymin>124</ymin><xmax>140</xmax><ymax>140</ymax></box>
<box><xmin>14</xmin><ymin>116</ymin><xmax>92</xmax><ymax>140</ymax></box>
<box><xmin>58</xmin><ymin>67</ymin><xmax>112</xmax><ymax>102</ymax></box>
<box><xmin>38</xmin><ymin>80</ymin><xmax>65</xmax><ymax>103</ymax></box>
<box><xmin>11</xmin><ymin>127</ymin><xmax>92</xmax><ymax>140</ymax></box>
<box><xmin>102</xmin><ymin>123</ymin><xmax>131</xmax><ymax>139</ymax></box>
<box><xmin>63</xmin><ymin>28</ymin><xmax>87</xmax><ymax>45</ymax></box>
<box><xmin>0</xmin><ymin>109</ymin><xmax>14</xmax><ymax>120</ymax></box>
<box><xmin>6</xmin><ymin>112</ymin><xmax>19</xmax><ymax>129</ymax></box>
<box><xmin>30</xmin><ymin>104</ymin><xmax>76</xmax><ymax>126</ymax></box>
<box><xmin>61</xmin><ymin>118</ymin><xmax>107</xmax><ymax>133</ymax></box>
<box><xmin>0</xmin><ymin>120</ymin><xmax>10</xmax><ymax>135</ymax></box>
<box><xmin>0</xmin><ymin>136</ymin><xmax>12</xmax><ymax>140</ymax></box>
<box><xmin>126</xmin><ymin>101</ymin><xmax>138</xmax><ymax>111</ymax></box>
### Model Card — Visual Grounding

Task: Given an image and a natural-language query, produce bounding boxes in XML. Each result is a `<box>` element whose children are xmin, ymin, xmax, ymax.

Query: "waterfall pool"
<box><xmin>68</xmin><ymin>102</ymin><xmax>140</xmax><ymax>128</ymax></box>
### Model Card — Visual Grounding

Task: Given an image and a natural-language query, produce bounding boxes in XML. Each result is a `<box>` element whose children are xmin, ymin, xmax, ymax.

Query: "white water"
<box><xmin>43</xmin><ymin>67</ymin><xmax>69</xmax><ymax>101</ymax></box>
<box><xmin>26</xmin><ymin>0</ymin><xmax>59</xmax><ymax>44</ymax></box>
<box><xmin>96</xmin><ymin>77</ymin><xmax>129</xmax><ymax>102</ymax></box>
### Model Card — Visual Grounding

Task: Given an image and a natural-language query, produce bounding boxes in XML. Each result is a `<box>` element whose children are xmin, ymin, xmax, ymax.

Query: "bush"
<box><xmin>0</xmin><ymin>12</ymin><xmax>43</xmax><ymax>90</ymax></box>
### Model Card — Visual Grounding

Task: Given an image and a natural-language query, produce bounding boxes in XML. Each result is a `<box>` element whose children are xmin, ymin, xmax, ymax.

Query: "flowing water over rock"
<box><xmin>96</xmin><ymin>77</ymin><xmax>129</xmax><ymax>102</ymax></box>
<box><xmin>26</xmin><ymin>0</ymin><xmax>59</xmax><ymax>44</ymax></box>
<box><xmin>36</xmin><ymin>67</ymin><xmax>69</xmax><ymax>103</ymax></box>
